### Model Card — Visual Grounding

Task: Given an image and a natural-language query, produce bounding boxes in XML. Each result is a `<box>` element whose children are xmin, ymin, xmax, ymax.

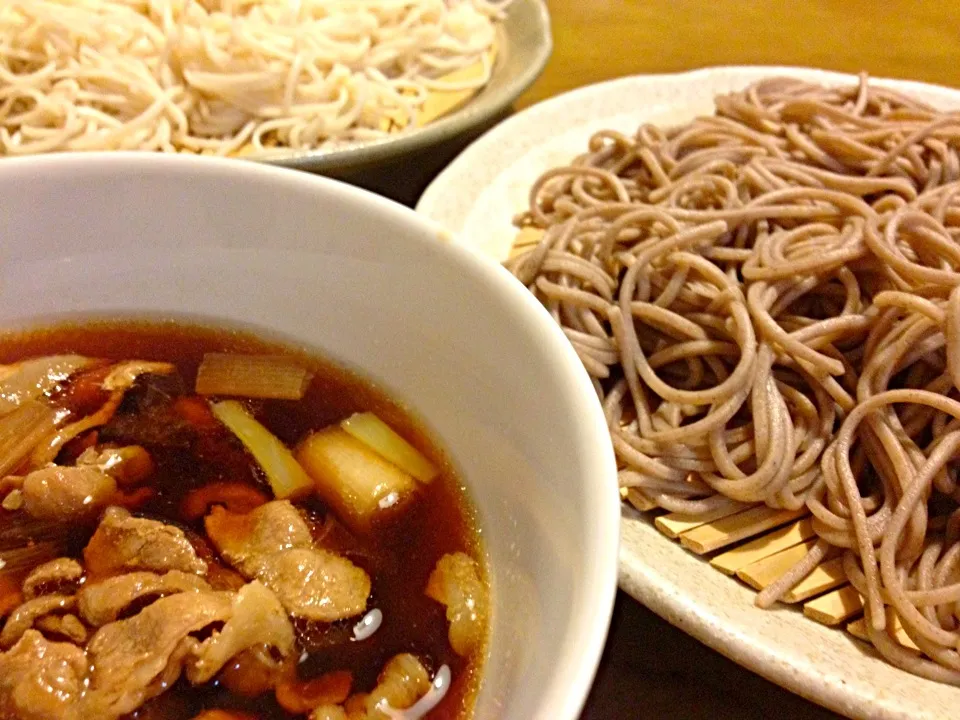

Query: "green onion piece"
<box><xmin>211</xmin><ymin>400</ymin><xmax>313</xmax><ymax>500</ymax></box>
<box><xmin>340</xmin><ymin>412</ymin><xmax>439</xmax><ymax>483</ymax></box>
<box><xmin>195</xmin><ymin>353</ymin><xmax>312</xmax><ymax>400</ymax></box>
<box><xmin>0</xmin><ymin>401</ymin><xmax>60</xmax><ymax>477</ymax></box>
<box><xmin>0</xmin><ymin>356</ymin><xmax>95</xmax><ymax>416</ymax></box>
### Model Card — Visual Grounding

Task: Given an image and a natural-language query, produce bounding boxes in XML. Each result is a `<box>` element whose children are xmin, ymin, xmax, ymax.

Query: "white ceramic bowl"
<box><xmin>0</xmin><ymin>153</ymin><xmax>619</xmax><ymax>720</ymax></box>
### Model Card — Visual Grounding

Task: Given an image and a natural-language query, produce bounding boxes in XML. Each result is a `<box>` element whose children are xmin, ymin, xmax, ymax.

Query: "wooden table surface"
<box><xmin>518</xmin><ymin>0</ymin><xmax>960</xmax><ymax>110</ymax></box>
<box><xmin>510</xmin><ymin>2</ymin><xmax>960</xmax><ymax>718</ymax></box>
<box><xmin>358</xmin><ymin>2</ymin><xmax>960</xmax><ymax>718</ymax></box>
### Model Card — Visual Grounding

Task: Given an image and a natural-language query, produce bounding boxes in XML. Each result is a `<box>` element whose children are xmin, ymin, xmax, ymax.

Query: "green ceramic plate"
<box><xmin>259</xmin><ymin>0</ymin><xmax>552</xmax><ymax>175</ymax></box>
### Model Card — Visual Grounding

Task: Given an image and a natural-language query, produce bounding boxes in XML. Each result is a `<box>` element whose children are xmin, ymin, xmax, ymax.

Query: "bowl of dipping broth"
<box><xmin>0</xmin><ymin>153</ymin><xmax>618</xmax><ymax>720</ymax></box>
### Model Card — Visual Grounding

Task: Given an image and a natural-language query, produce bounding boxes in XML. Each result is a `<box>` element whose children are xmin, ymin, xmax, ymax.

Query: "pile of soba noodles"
<box><xmin>508</xmin><ymin>74</ymin><xmax>960</xmax><ymax>685</ymax></box>
<box><xmin>0</xmin><ymin>0</ymin><xmax>504</xmax><ymax>156</ymax></box>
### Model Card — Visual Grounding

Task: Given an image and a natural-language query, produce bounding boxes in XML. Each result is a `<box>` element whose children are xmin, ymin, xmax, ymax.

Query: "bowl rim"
<box><xmin>0</xmin><ymin>150</ymin><xmax>619</xmax><ymax>720</ymax></box>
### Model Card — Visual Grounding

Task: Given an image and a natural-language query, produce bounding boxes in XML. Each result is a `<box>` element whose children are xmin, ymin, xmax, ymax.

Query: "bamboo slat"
<box><xmin>513</xmin><ymin>227</ymin><xmax>546</xmax><ymax>248</ymax></box>
<box><xmin>803</xmin><ymin>586</ymin><xmax>864</xmax><ymax>626</ymax></box>
<box><xmin>847</xmin><ymin>617</ymin><xmax>869</xmax><ymax>642</ymax></box>
<box><xmin>781</xmin><ymin>556</ymin><xmax>847</xmax><ymax>603</ymax></box>
<box><xmin>889</xmin><ymin>612</ymin><xmax>921</xmax><ymax>652</ymax></box>
<box><xmin>847</xmin><ymin>614</ymin><xmax>921</xmax><ymax>651</ymax></box>
<box><xmin>736</xmin><ymin>541</ymin><xmax>816</xmax><ymax>591</ymax></box>
<box><xmin>679</xmin><ymin>506</ymin><xmax>807</xmax><ymax>554</ymax></box>
<box><xmin>655</xmin><ymin>501</ymin><xmax>753</xmax><ymax>539</ymax></box>
<box><xmin>415</xmin><ymin>48</ymin><xmax>496</xmax><ymax>126</ymax></box>
<box><xmin>624</xmin><ymin>489</ymin><xmax>658</xmax><ymax>512</ymax></box>
<box><xmin>710</xmin><ymin>519</ymin><xmax>816</xmax><ymax>576</ymax></box>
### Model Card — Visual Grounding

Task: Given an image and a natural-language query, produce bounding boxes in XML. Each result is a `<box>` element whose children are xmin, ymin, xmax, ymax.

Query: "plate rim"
<box><xmin>252</xmin><ymin>0</ymin><xmax>553</xmax><ymax>174</ymax></box>
<box><xmin>416</xmin><ymin>65</ymin><xmax>960</xmax><ymax>720</ymax></box>
<box><xmin>417</xmin><ymin>65</ymin><xmax>960</xmax><ymax>255</ymax></box>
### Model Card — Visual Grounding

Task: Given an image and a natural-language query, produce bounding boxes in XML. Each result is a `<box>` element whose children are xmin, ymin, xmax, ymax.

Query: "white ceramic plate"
<box><xmin>416</xmin><ymin>67</ymin><xmax>960</xmax><ymax>720</ymax></box>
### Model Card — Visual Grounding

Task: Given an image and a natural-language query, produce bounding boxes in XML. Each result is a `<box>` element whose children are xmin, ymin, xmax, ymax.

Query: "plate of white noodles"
<box><xmin>0</xmin><ymin>0</ymin><xmax>551</xmax><ymax>172</ymax></box>
<box><xmin>419</xmin><ymin>67</ymin><xmax>960</xmax><ymax>719</ymax></box>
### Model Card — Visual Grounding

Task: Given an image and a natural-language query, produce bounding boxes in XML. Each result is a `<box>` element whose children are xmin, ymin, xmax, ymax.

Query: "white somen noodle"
<box><xmin>0</xmin><ymin>0</ymin><xmax>506</xmax><ymax>156</ymax></box>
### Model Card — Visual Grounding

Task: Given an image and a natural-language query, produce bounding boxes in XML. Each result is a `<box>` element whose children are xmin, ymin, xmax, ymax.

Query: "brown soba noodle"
<box><xmin>507</xmin><ymin>74</ymin><xmax>960</xmax><ymax>684</ymax></box>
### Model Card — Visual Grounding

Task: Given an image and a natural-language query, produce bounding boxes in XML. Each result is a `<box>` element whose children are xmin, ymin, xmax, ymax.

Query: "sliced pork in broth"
<box><xmin>0</xmin><ymin>323</ymin><xmax>488</xmax><ymax>720</ymax></box>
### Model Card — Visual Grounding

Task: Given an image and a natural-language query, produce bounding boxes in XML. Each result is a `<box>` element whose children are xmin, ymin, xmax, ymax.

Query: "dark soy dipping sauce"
<box><xmin>0</xmin><ymin>321</ymin><xmax>485</xmax><ymax>720</ymax></box>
